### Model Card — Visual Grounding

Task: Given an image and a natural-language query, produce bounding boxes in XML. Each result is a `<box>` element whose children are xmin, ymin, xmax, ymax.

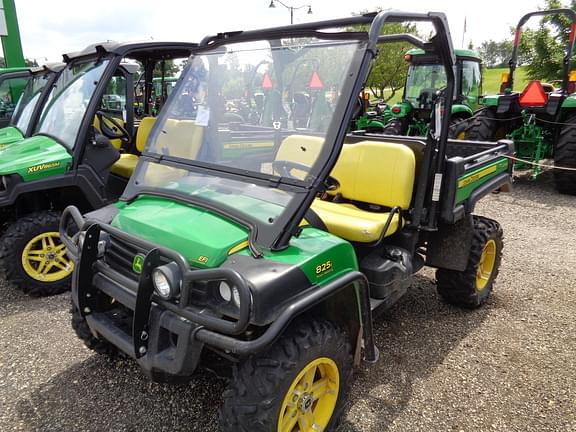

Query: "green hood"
<box><xmin>0</xmin><ymin>126</ymin><xmax>24</xmax><ymax>150</ymax></box>
<box><xmin>0</xmin><ymin>135</ymin><xmax>71</xmax><ymax>181</ymax></box>
<box><xmin>112</xmin><ymin>195</ymin><xmax>249</xmax><ymax>269</ymax></box>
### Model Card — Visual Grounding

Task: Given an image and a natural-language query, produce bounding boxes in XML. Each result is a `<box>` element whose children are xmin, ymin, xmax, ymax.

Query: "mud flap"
<box><xmin>425</xmin><ymin>214</ymin><xmax>473</xmax><ymax>271</ymax></box>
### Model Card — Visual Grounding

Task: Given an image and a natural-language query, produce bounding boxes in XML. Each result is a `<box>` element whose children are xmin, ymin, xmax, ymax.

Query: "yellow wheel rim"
<box><xmin>476</xmin><ymin>239</ymin><xmax>496</xmax><ymax>291</ymax></box>
<box><xmin>21</xmin><ymin>231</ymin><xmax>74</xmax><ymax>283</ymax></box>
<box><xmin>277</xmin><ymin>357</ymin><xmax>340</xmax><ymax>432</ymax></box>
<box><xmin>456</xmin><ymin>130</ymin><xmax>466</xmax><ymax>140</ymax></box>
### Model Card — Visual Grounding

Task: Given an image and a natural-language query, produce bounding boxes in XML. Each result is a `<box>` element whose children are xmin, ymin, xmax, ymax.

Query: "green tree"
<box><xmin>153</xmin><ymin>59</ymin><xmax>180</xmax><ymax>78</ymax></box>
<box><xmin>350</xmin><ymin>10</ymin><xmax>418</xmax><ymax>101</ymax></box>
<box><xmin>522</xmin><ymin>0</ymin><xmax>576</xmax><ymax>81</ymax></box>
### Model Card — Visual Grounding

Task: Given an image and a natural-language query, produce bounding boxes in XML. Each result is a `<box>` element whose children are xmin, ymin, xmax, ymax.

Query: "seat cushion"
<box><xmin>136</xmin><ymin>117</ymin><xmax>156</xmax><ymax>152</ymax></box>
<box><xmin>111</xmin><ymin>154</ymin><xmax>139</xmax><ymax>178</ymax></box>
<box><xmin>329</xmin><ymin>141</ymin><xmax>416</xmax><ymax>209</ymax></box>
<box><xmin>311</xmin><ymin>199</ymin><xmax>401</xmax><ymax>243</ymax></box>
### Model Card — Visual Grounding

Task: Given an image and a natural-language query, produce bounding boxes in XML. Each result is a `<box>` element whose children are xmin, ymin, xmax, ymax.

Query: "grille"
<box><xmin>104</xmin><ymin>235</ymin><xmax>149</xmax><ymax>282</ymax></box>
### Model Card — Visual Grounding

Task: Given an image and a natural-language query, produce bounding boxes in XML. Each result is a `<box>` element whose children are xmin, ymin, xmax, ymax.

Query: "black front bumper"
<box><xmin>63</xmin><ymin>207</ymin><xmax>378</xmax><ymax>379</ymax></box>
<box><xmin>70</xmin><ymin>219</ymin><xmax>253</xmax><ymax>379</ymax></box>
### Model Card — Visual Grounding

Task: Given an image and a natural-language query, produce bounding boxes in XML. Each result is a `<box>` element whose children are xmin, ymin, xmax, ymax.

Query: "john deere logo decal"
<box><xmin>132</xmin><ymin>254</ymin><xmax>145</xmax><ymax>274</ymax></box>
<box><xmin>27</xmin><ymin>162</ymin><xmax>61</xmax><ymax>174</ymax></box>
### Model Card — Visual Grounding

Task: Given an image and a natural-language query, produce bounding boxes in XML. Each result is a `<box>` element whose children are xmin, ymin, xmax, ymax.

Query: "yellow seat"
<box><xmin>156</xmin><ymin>119</ymin><xmax>204</xmax><ymax>159</ymax></box>
<box><xmin>274</xmin><ymin>134</ymin><xmax>324</xmax><ymax>179</ymax></box>
<box><xmin>310</xmin><ymin>141</ymin><xmax>416</xmax><ymax>243</ymax></box>
<box><xmin>110</xmin><ymin>154</ymin><xmax>139</xmax><ymax>178</ymax></box>
<box><xmin>311</xmin><ymin>199</ymin><xmax>402</xmax><ymax>242</ymax></box>
<box><xmin>111</xmin><ymin>117</ymin><xmax>156</xmax><ymax>178</ymax></box>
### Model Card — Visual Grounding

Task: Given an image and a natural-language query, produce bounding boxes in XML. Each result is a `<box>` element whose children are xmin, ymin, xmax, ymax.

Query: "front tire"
<box><xmin>554</xmin><ymin>114</ymin><xmax>576</xmax><ymax>195</ymax></box>
<box><xmin>449</xmin><ymin>116</ymin><xmax>468</xmax><ymax>139</ymax></box>
<box><xmin>436</xmin><ymin>216</ymin><xmax>503</xmax><ymax>308</ymax></box>
<box><xmin>0</xmin><ymin>211</ymin><xmax>74</xmax><ymax>296</ymax></box>
<box><xmin>71</xmin><ymin>303</ymin><xmax>124</xmax><ymax>358</ymax></box>
<box><xmin>382</xmin><ymin>119</ymin><xmax>404</xmax><ymax>136</ymax></box>
<box><xmin>464</xmin><ymin>109</ymin><xmax>506</xmax><ymax>141</ymax></box>
<box><xmin>220</xmin><ymin>319</ymin><xmax>352</xmax><ymax>432</ymax></box>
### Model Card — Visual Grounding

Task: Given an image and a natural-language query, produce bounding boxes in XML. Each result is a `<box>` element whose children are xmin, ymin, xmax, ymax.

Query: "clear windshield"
<box><xmin>405</xmin><ymin>63</ymin><xmax>447</xmax><ymax>106</ymax></box>
<box><xmin>38</xmin><ymin>59</ymin><xmax>109</xmax><ymax>148</ymax></box>
<box><xmin>132</xmin><ymin>38</ymin><xmax>361</xmax><ymax>227</ymax></box>
<box><xmin>13</xmin><ymin>72</ymin><xmax>51</xmax><ymax>133</ymax></box>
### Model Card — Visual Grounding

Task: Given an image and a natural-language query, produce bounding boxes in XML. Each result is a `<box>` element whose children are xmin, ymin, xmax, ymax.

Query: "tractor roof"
<box><xmin>406</xmin><ymin>47</ymin><xmax>481</xmax><ymax>61</ymax></box>
<box><xmin>62</xmin><ymin>41</ymin><xmax>198</xmax><ymax>63</ymax></box>
<box><xmin>30</xmin><ymin>62</ymin><xmax>66</xmax><ymax>74</ymax></box>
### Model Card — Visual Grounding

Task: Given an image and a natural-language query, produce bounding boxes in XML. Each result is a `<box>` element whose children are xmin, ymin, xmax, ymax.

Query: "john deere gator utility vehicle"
<box><xmin>464</xmin><ymin>9</ymin><xmax>576</xmax><ymax>194</ymax></box>
<box><xmin>383</xmin><ymin>48</ymin><xmax>483</xmax><ymax>137</ymax></box>
<box><xmin>0</xmin><ymin>41</ymin><xmax>197</xmax><ymax>296</ymax></box>
<box><xmin>61</xmin><ymin>11</ymin><xmax>512</xmax><ymax>431</ymax></box>
<box><xmin>0</xmin><ymin>63</ymin><xmax>66</xmax><ymax>150</ymax></box>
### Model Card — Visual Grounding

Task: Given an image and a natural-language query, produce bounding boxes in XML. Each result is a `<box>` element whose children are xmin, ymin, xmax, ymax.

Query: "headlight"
<box><xmin>219</xmin><ymin>281</ymin><xmax>240</xmax><ymax>306</ymax></box>
<box><xmin>152</xmin><ymin>262</ymin><xmax>181</xmax><ymax>299</ymax></box>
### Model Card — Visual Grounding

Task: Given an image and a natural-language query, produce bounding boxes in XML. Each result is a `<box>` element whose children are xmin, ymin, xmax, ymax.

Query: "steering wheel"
<box><xmin>272</xmin><ymin>160</ymin><xmax>340</xmax><ymax>190</ymax></box>
<box><xmin>95</xmin><ymin>111</ymin><xmax>131</xmax><ymax>144</ymax></box>
<box><xmin>272</xmin><ymin>160</ymin><xmax>311</xmax><ymax>179</ymax></box>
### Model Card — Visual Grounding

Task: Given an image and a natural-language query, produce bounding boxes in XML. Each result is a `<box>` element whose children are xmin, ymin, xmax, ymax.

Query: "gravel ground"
<box><xmin>1</xmin><ymin>170</ymin><xmax>575</xmax><ymax>432</ymax></box>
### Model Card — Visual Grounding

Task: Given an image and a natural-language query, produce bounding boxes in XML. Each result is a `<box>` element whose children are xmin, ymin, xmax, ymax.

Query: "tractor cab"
<box><xmin>0</xmin><ymin>62</ymin><xmax>66</xmax><ymax>150</ymax></box>
<box><xmin>385</xmin><ymin>48</ymin><xmax>482</xmax><ymax>137</ymax></box>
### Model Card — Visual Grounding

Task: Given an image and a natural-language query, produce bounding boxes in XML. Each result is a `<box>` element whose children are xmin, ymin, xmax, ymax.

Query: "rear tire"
<box><xmin>0</xmin><ymin>211</ymin><xmax>73</xmax><ymax>296</ymax></box>
<box><xmin>220</xmin><ymin>319</ymin><xmax>352</xmax><ymax>432</ymax></box>
<box><xmin>554</xmin><ymin>114</ymin><xmax>576</xmax><ymax>195</ymax></box>
<box><xmin>464</xmin><ymin>109</ymin><xmax>505</xmax><ymax>141</ymax></box>
<box><xmin>71</xmin><ymin>303</ymin><xmax>124</xmax><ymax>359</ymax></box>
<box><xmin>382</xmin><ymin>119</ymin><xmax>404</xmax><ymax>136</ymax></box>
<box><xmin>436</xmin><ymin>216</ymin><xmax>503</xmax><ymax>308</ymax></box>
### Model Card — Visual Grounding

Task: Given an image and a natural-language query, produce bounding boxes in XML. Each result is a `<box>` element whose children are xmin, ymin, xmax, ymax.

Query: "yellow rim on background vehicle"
<box><xmin>476</xmin><ymin>239</ymin><xmax>496</xmax><ymax>291</ymax></box>
<box><xmin>456</xmin><ymin>130</ymin><xmax>466</xmax><ymax>140</ymax></box>
<box><xmin>21</xmin><ymin>232</ymin><xmax>74</xmax><ymax>282</ymax></box>
<box><xmin>277</xmin><ymin>357</ymin><xmax>340</xmax><ymax>432</ymax></box>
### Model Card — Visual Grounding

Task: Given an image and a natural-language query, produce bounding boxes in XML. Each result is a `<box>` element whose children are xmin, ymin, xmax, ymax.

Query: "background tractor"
<box><xmin>464</xmin><ymin>8</ymin><xmax>576</xmax><ymax>194</ymax></box>
<box><xmin>383</xmin><ymin>48</ymin><xmax>483</xmax><ymax>137</ymax></box>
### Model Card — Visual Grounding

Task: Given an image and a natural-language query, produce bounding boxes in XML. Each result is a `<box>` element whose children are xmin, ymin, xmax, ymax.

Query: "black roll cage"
<box><xmin>507</xmin><ymin>8</ymin><xmax>576</xmax><ymax>94</ymax></box>
<box><xmin>124</xmin><ymin>12</ymin><xmax>456</xmax><ymax>251</ymax></box>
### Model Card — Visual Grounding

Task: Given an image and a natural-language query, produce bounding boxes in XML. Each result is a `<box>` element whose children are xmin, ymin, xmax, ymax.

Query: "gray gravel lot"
<box><xmin>1</xmin><ymin>170</ymin><xmax>575</xmax><ymax>432</ymax></box>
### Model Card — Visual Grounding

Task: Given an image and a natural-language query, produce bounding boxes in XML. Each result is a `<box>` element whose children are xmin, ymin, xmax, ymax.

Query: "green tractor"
<box><xmin>0</xmin><ymin>41</ymin><xmax>197</xmax><ymax>296</ymax></box>
<box><xmin>0</xmin><ymin>63</ymin><xmax>66</xmax><ymax>150</ymax></box>
<box><xmin>61</xmin><ymin>11</ymin><xmax>512</xmax><ymax>431</ymax></box>
<box><xmin>384</xmin><ymin>47</ymin><xmax>483</xmax><ymax>137</ymax></box>
<box><xmin>464</xmin><ymin>9</ymin><xmax>576</xmax><ymax>194</ymax></box>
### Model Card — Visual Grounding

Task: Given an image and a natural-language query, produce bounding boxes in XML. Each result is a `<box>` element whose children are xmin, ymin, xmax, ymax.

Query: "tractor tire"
<box><xmin>0</xmin><ymin>211</ymin><xmax>74</xmax><ymax>296</ymax></box>
<box><xmin>71</xmin><ymin>303</ymin><xmax>124</xmax><ymax>359</ymax></box>
<box><xmin>449</xmin><ymin>117</ymin><xmax>469</xmax><ymax>139</ymax></box>
<box><xmin>464</xmin><ymin>109</ymin><xmax>505</xmax><ymax>141</ymax></box>
<box><xmin>436</xmin><ymin>216</ymin><xmax>503</xmax><ymax>308</ymax></box>
<box><xmin>220</xmin><ymin>319</ymin><xmax>352</xmax><ymax>432</ymax></box>
<box><xmin>382</xmin><ymin>119</ymin><xmax>404</xmax><ymax>136</ymax></box>
<box><xmin>554</xmin><ymin>114</ymin><xmax>576</xmax><ymax>195</ymax></box>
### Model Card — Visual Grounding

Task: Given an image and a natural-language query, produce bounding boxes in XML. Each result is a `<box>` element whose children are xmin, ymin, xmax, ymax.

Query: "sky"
<box><xmin>13</xmin><ymin>0</ymin><xmax>547</xmax><ymax>63</ymax></box>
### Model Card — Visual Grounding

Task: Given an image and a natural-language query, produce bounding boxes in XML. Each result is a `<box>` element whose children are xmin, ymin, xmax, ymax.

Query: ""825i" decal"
<box><xmin>315</xmin><ymin>260</ymin><xmax>333</xmax><ymax>276</ymax></box>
